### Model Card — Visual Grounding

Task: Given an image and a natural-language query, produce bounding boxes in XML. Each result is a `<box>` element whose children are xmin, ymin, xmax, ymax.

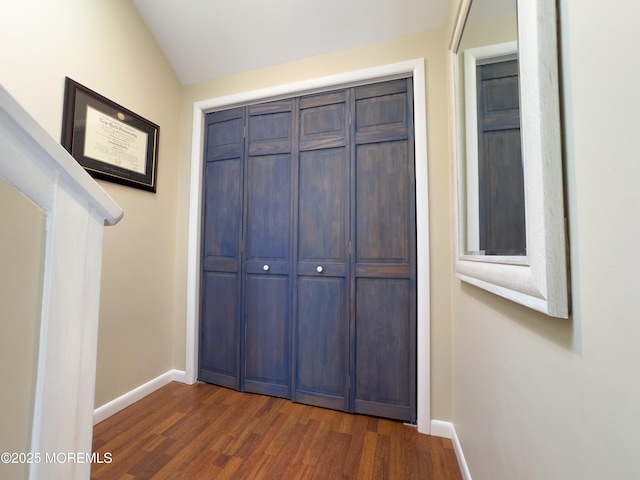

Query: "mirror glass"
<box><xmin>457</xmin><ymin>0</ymin><xmax>524</xmax><ymax>257</ymax></box>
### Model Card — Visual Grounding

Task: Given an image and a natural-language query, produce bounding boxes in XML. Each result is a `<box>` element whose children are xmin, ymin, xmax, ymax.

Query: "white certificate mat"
<box><xmin>83</xmin><ymin>105</ymin><xmax>148</xmax><ymax>174</ymax></box>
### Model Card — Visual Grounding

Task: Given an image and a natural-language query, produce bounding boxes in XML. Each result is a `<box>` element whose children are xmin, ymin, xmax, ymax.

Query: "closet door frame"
<box><xmin>186</xmin><ymin>59</ymin><xmax>432</xmax><ymax>434</ymax></box>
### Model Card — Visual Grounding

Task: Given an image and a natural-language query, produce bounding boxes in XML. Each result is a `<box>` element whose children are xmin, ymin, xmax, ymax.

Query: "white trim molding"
<box><xmin>431</xmin><ymin>420</ymin><xmax>472</xmax><ymax>480</ymax></box>
<box><xmin>185</xmin><ymin>59</ymin><xmax>432</xmax><ymax>433</ymax></box>
<box><xmin>93</xmin><ymin>370</ymin><xmax>186</xmax><ymax>425</ymax></box>
<box><xmin>0</xmin><ymin>85</ymin><xmax>123</xmax><ymax>480</ymax></box>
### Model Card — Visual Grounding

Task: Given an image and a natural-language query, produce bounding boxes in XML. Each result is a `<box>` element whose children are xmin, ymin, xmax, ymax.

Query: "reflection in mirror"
<box><xmin>458</xmin><ymin>0</ymin><xmax>523</xmax><ymax>256</ymax></box>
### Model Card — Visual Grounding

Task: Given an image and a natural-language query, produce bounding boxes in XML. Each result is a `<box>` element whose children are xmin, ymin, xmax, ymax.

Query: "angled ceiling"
<box><xmin>131</xmin><ymin>0</ymin><xmax>450</xmax><ymax>85</ymax></box>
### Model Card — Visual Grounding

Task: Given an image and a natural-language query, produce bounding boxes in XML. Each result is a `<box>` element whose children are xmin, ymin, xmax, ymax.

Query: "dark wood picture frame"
<box><xmin>61</xmin><ymin>77</ymin><xmax>159</xmax><ymax>192</ymax></box>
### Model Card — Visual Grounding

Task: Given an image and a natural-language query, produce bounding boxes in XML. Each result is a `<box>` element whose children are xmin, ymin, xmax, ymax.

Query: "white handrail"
<box><xmin>1</xmin><ymin>84</ymin><xmax>123</xmax><ymax>480</ymax></box>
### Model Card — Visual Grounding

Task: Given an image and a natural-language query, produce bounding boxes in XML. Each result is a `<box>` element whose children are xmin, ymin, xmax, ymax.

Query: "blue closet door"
<box><xmin>294</xmin><ymin>90</ymin><xmax>350</xmax><ymax>411</ymax></box>
<box><xmin>199</xmin><ymin>107</ymin><xmax>245</xmax><ymax>389</ymax></box>
<box><xmin>242</xmin><ymin>100</ymin><xmax>294</xmax><ymax>398</ymax></box>
<box><xmin>352</xmin><ymin>79</ymin><xmax>417</xmax><ymax>422</ymax></box>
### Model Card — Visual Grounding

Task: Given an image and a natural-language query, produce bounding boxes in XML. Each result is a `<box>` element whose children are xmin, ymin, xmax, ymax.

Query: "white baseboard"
<box><xmin>93</xmin><ymin>369</ymin><xmax>186</xmax><ymax>425</ymax></box>
<box><xmin>431</xmin><ymin>420</ymin><xmax>472</xmax><ymax>480</ymax></box>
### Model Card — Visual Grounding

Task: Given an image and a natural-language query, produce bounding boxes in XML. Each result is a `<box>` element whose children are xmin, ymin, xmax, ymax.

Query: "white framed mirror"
<box><xmin>449</xmin><ymin>0</ymin><xmax>569</xmax><ymax>318</ymax></box>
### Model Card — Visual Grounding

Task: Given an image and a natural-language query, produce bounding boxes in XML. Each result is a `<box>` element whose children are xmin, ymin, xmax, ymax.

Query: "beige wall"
<box><xmin>175</xmin><ymin>28</ymin><xmax>455</xmax><ymax>420</ymax></box>
<box><xmin>449</xmin><ymin>0</ymin><xmax>640</xmax><ymax>478</ymax></box>
<box><xmin>0</xmin><ymin>179</ymin><xmax>44</xmax><ymax>480</ymax></box>
<box><xmin>0</xmin><ymin>0</ymin><xmax>183</xmax><ymax>408</ymax></box>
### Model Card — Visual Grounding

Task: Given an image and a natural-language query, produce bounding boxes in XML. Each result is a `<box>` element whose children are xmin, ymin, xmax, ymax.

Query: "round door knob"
<box><xmin>316</xmin><ymin>265</ymin><xmax>324</xmax><ymax>273</ymax></box>
<box><xmin>263</xmin><ymin>264</ymin><xmax>270</xmax><ymax>271</ymax></box>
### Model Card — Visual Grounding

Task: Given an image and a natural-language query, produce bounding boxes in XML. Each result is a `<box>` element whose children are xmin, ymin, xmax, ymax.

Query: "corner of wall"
<box><xmin>93</xmin><ymin>370</ymin><xmax>186</xmax><ymax>425</ymax></box>
<box><xmin>431</xmin><ymin>420</ymin><xmax>472</xmax><ymax>480</ymax></box>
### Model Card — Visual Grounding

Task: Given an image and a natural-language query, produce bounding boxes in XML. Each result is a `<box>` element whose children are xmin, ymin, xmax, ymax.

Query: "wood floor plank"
<box><xmin>301</xmin><ymin>413</ymin><xmax>333</xmax><ymax>468</ymax></box>
<box><xmin>342</xmin><ymin>416</ymin><xmax>367</xmax><ymax>477</ymax></box>
<box><xmin>279</xmin><ymin>418</ymin><xmax>321</xmax><ymax>475</ymax></box>
<box><xmin>213</xmin><ymin>456</ymin><xmax>244</xmax><ymax>480</ymax></box>
<box><xmin>262</xmin><ymin>422</ymin><xmax>307</xmax><ymax>478</ymax></box>
<box><xmin>373</xmin><ymin>434</ymin><xmax>391</xmax><ymax>480</ymax></box>
<box><xmin>355</xmin><ymin>430</ymin><xmax>377</xmax><ymax>480</ymax></box>
<box><xmin>91</xmin><ymin>382</ymin><xmax>463</xmax><ymax>480</ymax></box>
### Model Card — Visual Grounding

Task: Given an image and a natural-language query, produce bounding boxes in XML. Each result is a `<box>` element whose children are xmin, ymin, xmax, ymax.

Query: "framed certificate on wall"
<box><xmin>61</xmin><ymin>77</ymin><xmax>159</xmax><ymax>192</ymax></box>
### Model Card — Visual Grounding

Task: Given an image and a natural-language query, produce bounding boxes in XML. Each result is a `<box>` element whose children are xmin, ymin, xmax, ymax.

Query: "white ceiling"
<box><xmin>131</xmin><ymin>0</ymin><xmax>451</xmax><ymax>85</ymax></box>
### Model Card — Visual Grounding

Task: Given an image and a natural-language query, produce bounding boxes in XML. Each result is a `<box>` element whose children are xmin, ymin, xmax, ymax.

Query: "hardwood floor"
<box><xmin>91</xmin><ymin>382</ymin><xmax>462</xmax><ymax>480</ymax></box>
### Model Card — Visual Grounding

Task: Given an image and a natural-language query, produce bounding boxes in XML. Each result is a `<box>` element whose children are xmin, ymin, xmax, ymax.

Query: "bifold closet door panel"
<box><xmin>200</xmin><ymin>108</ymin><xmax>245</xmax><ymax>389</ymax></box>
<box><xmin>294</xmin><ymin>91</ymin><xmax>350</xmax><ymax>411</ymax></box>
<box><xmin>352</xmin><ymin>79</ymin><xmax>416</xmax><ymax>422</ymax></box>
<box><xmin>242</xmin><ymin>100</ymin><xmax>294</xmax><ymax>399</ymax></box>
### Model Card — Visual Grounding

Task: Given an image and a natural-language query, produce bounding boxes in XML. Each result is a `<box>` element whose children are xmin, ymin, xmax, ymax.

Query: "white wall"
<box><xmin>450</xmin><ymin>0</ymin><xmax>640</xmax><ymax>478</ymax></box>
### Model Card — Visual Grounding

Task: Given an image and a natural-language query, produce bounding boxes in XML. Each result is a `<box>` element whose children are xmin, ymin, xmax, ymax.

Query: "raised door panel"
<box><xmin>298</xmin><ymin>149</ymin><xmax>347</xmax><ymax>262</ymax></box>
<box><xmin>244</xmin><ymin>275</ymin><xmax>290</xmax><ymax>398</ymax></box>
<box><xmin>199</xmin><ymin>107</ymin><xmax>245</xmax><ymax>388</ymax></box>
<box><xmin>248</xmin><ymin>100</ymin><xmax>294</xmax><ymax>157</ymax></box>
<box><xmin>355</xmin><ymin>80</ymin><xmax>409</xmax><ymax>145</ymax></box>
<box><xmin>352</xmin><ymin>79</ymin><xmax>416</xmax><ymax>422</ymax></box>
<box><xmin>354</xmin><ymin>279</ymin><xmax>412</xmax><ymax>420</ymax></box>
<box><xmin>299</xmin><ymin>90</ymin><xmax>348</xmax><ymax>151</ymax></box>
<box><xmin>294</xmin><ymin>90</ymin><xmax>350</xmax><ymax>411</ymax></box>
<box><xmin>355</xmin><ymin>141</ymin><xmax>410</xmax><ymax>265</ymax></box>
<box><xmin>205</xmin><ymin>112</ymin><xmax>244</xmax><ymax>161</ymax></box>
<box><xmin>295</xmin><ymin>277</ymin><xmax>347</xmax><ymax>410</ymax></box>
<box><xmin>202</xmin><ymin>159</ymin><xmax>242</xmax><ymax>271</ymax></box>
<box><xmin>200</xmin><ymin>272</ymin><xmax>240</xmax><ymax>388</ymax></box>
<box><xmin>243</xmin><ymin>100</ymin><xmax>293</xmax><ymax>398</ymax></box>
<box><xmin>245</xmin><ymin>153</ymin><xmax>291</xmax><ymax>262</ymax></box>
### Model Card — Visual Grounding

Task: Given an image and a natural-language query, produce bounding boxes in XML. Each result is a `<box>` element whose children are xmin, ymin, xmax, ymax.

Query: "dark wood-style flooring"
<box><xmin>91</xmin><ymin>382</ymin><xmax>462</xmax><ymax>479</ymax></box>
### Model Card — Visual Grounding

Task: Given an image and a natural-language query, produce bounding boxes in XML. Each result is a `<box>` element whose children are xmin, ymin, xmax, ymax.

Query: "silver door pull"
<box><xmin>316</xmin><ymin>265</ymin><xmax>324</xmax><ymax>273</ymax></box>
<box><xmin>263</xmin><ymin>264</ymin><xmax>270</xmax><ymax>271</ymax></box>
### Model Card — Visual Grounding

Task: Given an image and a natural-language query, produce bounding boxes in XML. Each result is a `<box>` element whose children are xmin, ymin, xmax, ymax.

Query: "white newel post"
<box><xmin>0</xmin><ymin>85</ymin><xmax>123</xmax><ymax>480</ymax></box>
